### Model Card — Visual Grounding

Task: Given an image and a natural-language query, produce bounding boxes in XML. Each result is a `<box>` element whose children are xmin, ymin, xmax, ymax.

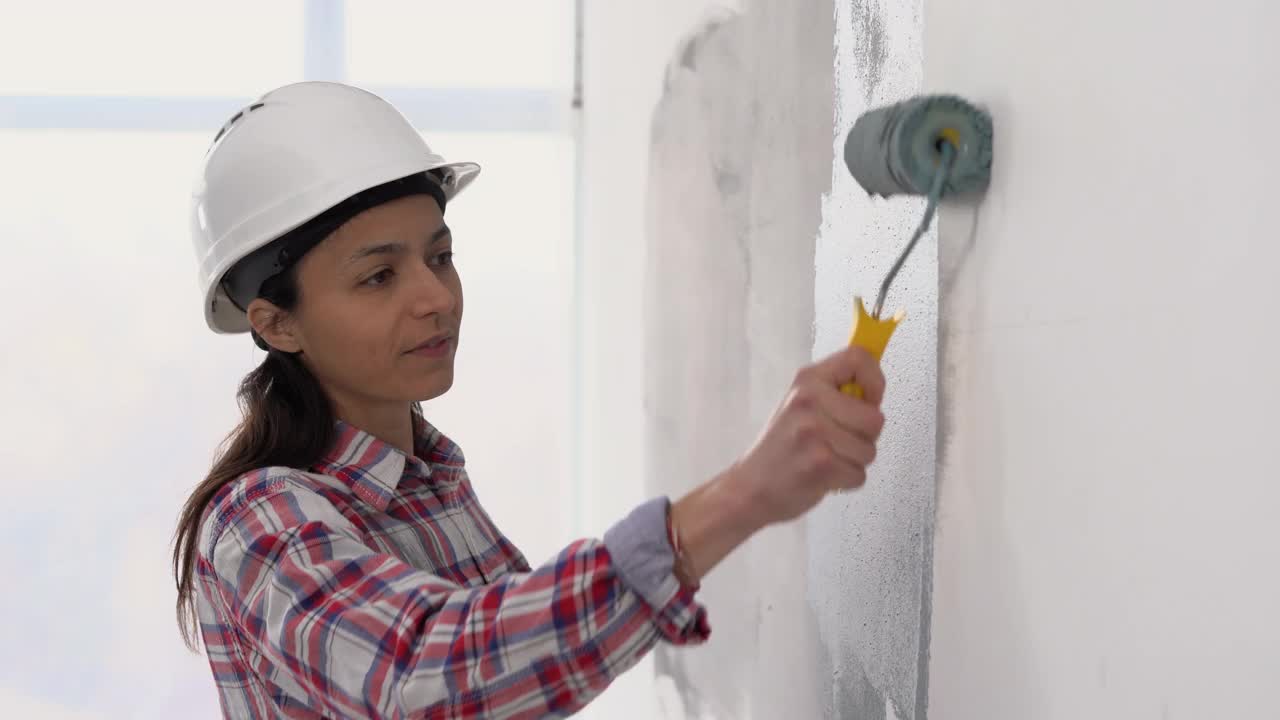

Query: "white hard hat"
<box><xmin>190</xmin><ymin>81</ymin><xmax>481</xmax><ymax>334</ymax></box>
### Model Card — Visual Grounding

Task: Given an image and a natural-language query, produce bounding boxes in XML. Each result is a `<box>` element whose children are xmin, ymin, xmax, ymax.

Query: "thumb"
<box><xmin>812</xmin><ymin>346</ymin><xmax>886</xmax><ymax>407</ymax></box>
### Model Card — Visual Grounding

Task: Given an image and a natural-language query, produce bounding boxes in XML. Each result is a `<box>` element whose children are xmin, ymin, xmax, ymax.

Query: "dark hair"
<box><xmin>172</xmin><ymin>171</ymin><xmax>447</xmax><ymax>650</ymax></box>
<box><xmin>171</xmin><ymin>268</ymin><xmax>335</xmax><ymax>650</ymax></box>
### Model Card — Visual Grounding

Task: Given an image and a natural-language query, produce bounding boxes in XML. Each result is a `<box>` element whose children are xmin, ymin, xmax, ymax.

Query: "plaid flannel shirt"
<box><xmin>195</xmin><ymin>414</ymin><xmax>710</xmax><ymax>718</ymax></box>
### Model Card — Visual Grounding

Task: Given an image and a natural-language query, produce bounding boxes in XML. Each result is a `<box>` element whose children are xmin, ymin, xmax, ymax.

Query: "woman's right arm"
<box><xmin>200</xmin><ymin>477</ymin><xmax>712</xmax><ymax>719</ymax></box>
<box><xmin>672</xmin><ymin>346</ymin><xmax>886</xmax><ymax>584</ymax></box>
<box><xmin>199</xmin><ymin>345</ymin><xmax>884</xmax><ymax>718</ymax></box>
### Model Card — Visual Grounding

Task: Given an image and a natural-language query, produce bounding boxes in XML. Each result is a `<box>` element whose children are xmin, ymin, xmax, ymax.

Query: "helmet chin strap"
<box><xmin>250</xmin><ymin>329</ymin><xmax>273</xmax><ymax>353</ymax></box>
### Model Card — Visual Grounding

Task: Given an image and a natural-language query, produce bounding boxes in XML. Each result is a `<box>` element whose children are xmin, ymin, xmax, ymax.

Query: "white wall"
<box><xmin>640</xmin><ymin>2</ymin><xmax>834</xmax><ymax>715</ymax></box>
<box><xmin>577</xmin><ymin>3</ymin><xmax>731</xmax><ymax>717</ymax></box>
<box><xmin>578</xmin><ymin>0</ymin><xmax>730</xmax><ymax>560</ymax></box>
<box><xmin>925</xmin><ymin>1</ymin><xmax>1280</xmax><ymax>717</ymax></box>
<box><xmin>588</xmin><ymin>0</ymin><xmax>936</xmax><ymax>717</ymax></box>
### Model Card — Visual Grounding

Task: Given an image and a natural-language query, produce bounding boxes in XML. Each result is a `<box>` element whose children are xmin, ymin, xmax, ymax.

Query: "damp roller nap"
<box><xmin>838</xmin><ymin>94</ymin><xmax>994</xmax><ymax>398</ymax></box>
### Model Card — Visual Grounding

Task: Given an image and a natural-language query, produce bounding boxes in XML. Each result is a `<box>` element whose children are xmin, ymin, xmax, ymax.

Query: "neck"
<box><xmin>333</xmin><ymin>398</ymin><xmax>416</xmax><ymax>456</ymax></box>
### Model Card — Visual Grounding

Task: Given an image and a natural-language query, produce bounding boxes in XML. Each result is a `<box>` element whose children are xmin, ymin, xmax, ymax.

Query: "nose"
<box><xmin>406</xmin><ymin>262</ymin><xmax>457</xmax><ymax>319</ymax></box>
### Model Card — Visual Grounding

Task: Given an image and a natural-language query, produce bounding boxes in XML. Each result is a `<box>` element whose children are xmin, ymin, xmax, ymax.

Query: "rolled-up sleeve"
<box><xmin>199</xmin><ymin>476</ymin><xmax>710</xmax><ymax>719</ymax></box>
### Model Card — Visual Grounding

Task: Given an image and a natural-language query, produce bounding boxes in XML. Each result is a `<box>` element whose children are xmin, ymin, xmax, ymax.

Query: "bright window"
<box><xmin>346</xmin><ymin>0</ymin><xmax>575</xmax><ymax>89</ymax></box>
<box><xmin>0</xmin><ymin>2</ymin><xmax>305</xmax><ymax>96</ymax></box>
<box><xmin>0</xmin><ymin>3</ymin><xmax>578</xmax><ymax>717</ymax></box>
<box><xmin>0</xmin><ymin>129</ymin><xmax>239</xmax><ymax>717</ymax></box>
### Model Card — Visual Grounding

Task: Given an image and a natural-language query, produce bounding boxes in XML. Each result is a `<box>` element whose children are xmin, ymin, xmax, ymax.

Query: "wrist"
<box><xmin>714</xmin><ymin>462</ymin><xmax>772</xmax><ymax>532</ymax></box>
<box><xmin>669</xmin><ymin>467</ymin><xmax>765</xmax><ymax>585</ymax></box>
<box><xmin>665</xmin><ymin>502</ymin><xmax>700</xmax><ymax>591</ymax></box>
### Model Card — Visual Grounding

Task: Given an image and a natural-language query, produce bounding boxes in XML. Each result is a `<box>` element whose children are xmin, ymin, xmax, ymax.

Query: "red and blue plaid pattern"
<box><xmin>194</xmin><ymin>414</ymin><xmax>709</xmax><ymax>718</ymax></box>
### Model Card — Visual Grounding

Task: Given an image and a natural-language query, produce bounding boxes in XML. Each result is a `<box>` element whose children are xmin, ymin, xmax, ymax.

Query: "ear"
<box><xmin>246</xmin><ymin>298</ymin><xmax>303</xmax><ymax>353</ymax></box>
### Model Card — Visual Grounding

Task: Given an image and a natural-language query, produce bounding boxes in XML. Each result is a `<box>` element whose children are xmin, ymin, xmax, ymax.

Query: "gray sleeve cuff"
<box><xmin>602</xmin><ymin>496</ymin><xmax>683</xmax><ymax>611</ymax></box>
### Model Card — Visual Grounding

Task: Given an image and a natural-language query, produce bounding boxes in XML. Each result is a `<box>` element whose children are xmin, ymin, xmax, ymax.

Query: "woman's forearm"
<box><xmin>669</xmin><ymin>345</ymin><xmax>890</xmax><ymax>586</ymax></box>
<box><xmin>670</xmin><ymin>465</ymin><xmax>767</xmax><ymax>585</ymax></box>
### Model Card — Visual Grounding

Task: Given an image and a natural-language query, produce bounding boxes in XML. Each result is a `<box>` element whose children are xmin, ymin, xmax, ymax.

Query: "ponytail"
<box><xmin>172</xmin><ymin>271</ymin><xmax>334</xmax><ymax>649</ymax></box>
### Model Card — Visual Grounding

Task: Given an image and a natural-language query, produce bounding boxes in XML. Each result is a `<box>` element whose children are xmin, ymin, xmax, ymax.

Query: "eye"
<box><xmin>430</xmin><ymin>250</ymin><xmax>455</xmax><ymax>268</ymax></box>
<box><xmin>361</xmin><ymin>268</ymin><xmax>394</xmax><ymax>287</ymax></box>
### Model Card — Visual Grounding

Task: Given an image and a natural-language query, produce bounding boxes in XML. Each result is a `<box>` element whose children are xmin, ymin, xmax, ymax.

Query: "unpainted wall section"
<box><xmin>643</xmin><ymin>7</ymin><xmax>830</xmax><ymax>715</ymax></box>
<box><xmin>926</xmin><ymin>1</ymin><xmax>1280</xmax><ymax>717</ymax></box>
<box><xmin>576</xmin><ymin>4</ymin><xmax>739</xmax><ymax>714</ymax></box>
<box><xmin>642</xmin><ymin>1</ymin><xmax>935</xmax><ymax>718</ymax></box>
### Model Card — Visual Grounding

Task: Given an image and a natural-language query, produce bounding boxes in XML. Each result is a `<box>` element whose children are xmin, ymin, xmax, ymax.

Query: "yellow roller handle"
<box><xmin>839</xmin><ymin>297</ymin><xmax>903</xmax><ymax>399</ymax></box>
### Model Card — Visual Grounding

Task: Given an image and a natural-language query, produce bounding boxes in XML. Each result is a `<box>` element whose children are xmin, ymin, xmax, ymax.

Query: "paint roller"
<box><xmin>838</xmin><ymin>94</ymin><xmax>993</xmax><ymax>397</ymax></box>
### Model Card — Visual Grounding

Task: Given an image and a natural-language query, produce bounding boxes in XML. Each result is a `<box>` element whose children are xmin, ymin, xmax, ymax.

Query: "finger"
<box><xmin>808</xmin><ymin>346</ymin><xmax>886</xmax><ymax>407</ymax></box>
<box><xmin>816</xmin><ymin>414</ymin><xmax>878</xmax><ymax>467</ymax></box>
<box><xmin>814</xmin><ymin>385</ymin><xmax>886</xmax><ymax>442</ymax></box>
<box><xmin>826</xmin><ymin>458</ymin><xmax>867</xmax><ymax>493</ymax></box>
<box><xmin>800</xmin><ymin>410</ymin><xmax>875</xmax><ymax>473</ymax></box>
<box><xmin>845</xmin><ymin>346</ymin><xmax>886</xmax><ymax>407</ymax></box>
<box><xmin>811</xmin><ymin>411</ymin><xmax>876</xmax><ymax>493</ymax></box>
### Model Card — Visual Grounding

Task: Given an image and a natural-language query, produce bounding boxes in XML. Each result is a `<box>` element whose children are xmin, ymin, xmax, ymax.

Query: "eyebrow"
<box><xmin>346</xmin><ymin>225</ymin><xmax>451</xmax><ymax>264</ymax></box>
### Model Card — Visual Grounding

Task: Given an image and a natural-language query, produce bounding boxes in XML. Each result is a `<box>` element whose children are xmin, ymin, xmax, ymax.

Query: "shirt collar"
<box><xmin>312</xmin><ymin>410</ymin><xmax>466</xmax><ymax>511</ymax></box>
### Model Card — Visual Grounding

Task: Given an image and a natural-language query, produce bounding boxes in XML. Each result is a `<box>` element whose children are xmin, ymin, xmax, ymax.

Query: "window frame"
<box><xmin>0</xmin><ymin>1</ymin><xmax>574</xmax><ymax>134</ymax></box>
<box><xmin>0</xmin><ymin>0</ymin><xmax>587</xmax><ymax>534</ymax></box>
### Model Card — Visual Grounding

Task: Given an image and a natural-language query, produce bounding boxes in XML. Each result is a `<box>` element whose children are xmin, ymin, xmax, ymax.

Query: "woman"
<box><xmin>173</xmin><ymin>81</ymin><xmax>887</xmax><ymax>719</ymax></box>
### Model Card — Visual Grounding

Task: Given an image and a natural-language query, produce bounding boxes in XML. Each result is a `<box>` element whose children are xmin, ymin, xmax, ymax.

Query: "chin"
<box><xmin>409</xmin><ymin>371</ymin><xmax>454</xmax><ymax>401</ymax></box>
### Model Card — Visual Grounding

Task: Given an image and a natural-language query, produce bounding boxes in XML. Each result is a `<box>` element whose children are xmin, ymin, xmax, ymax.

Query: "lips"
<box><xmin>406</xmin><ymin>333</ymin><xmax>454</xmax><ymax>357</ymax></box>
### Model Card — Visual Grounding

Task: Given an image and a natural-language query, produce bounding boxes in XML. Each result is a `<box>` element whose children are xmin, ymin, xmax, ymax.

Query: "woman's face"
<box><xmin>264</xmin><ymin>194</ymin><xmax>463</xmax><ymax>410</ymax></box>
